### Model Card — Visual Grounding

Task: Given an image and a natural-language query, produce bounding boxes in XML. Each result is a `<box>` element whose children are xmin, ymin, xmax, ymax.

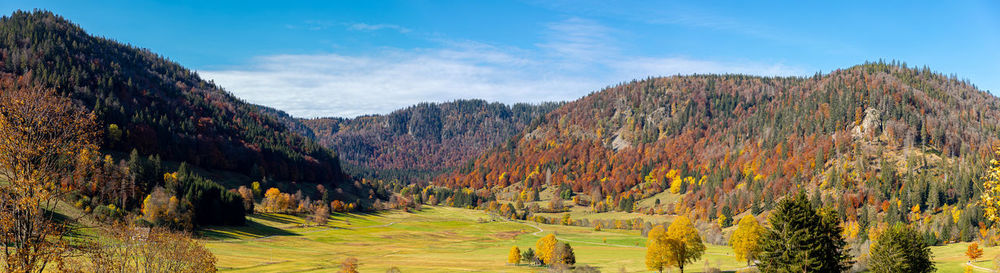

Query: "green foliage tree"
<box><xmin>758</xmin><ymin>192</ymin><xmax>851</xmax><ymax>273</ymax></box>
<box><xmin>869</xmin><ymin>223</ymin><xmax>934</xmax><ymax>273</ymax></box>
<box><xmin>521</xmin><ymin>248</ymin><xmax>537</xmax><ymax>265</ymax></box>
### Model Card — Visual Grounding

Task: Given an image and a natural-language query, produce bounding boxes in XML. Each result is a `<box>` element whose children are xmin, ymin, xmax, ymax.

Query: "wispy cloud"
<box><xmin>202</xmin><ymin>18</ymin><xmax>806</xmax><ymax>118</ymax></box>
<box><xmin>348</xmin><ymin>23</ymin><xmax>411</xmax><ymax>33</ymax></box>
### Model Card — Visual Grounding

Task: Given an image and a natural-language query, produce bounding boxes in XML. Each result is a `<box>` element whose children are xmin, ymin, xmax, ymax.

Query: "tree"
<box><xmin>983</xmin><ymin>148</ymin><xmax>1000</xmax><ymax>223</ymax></box>
<box><xmin>262</xmin><ymin>187</ymin><xmax>286</xmax><ymax>212</ymax></box>
<box><xmin>536</xmin><ymin>234</ymin><xmax>559</xmax><ymax>265</ymax></box>
<box><xmin>966</xmin><ymin>242</ymin><xmax>983</xmax><ymax>262</ymax></box>
<box><xmin>508</xmin><ymin>246</ymin><xmax>521</xmax><ymax>265</ymax></box>
<box><xmin>869</xmin><ymin>223</ymin><xmax>934</xmax><ymax>273</ymax></box>
<box><xmin>237</xmin><ymin>186</ymin><xmax>255</xmax><ymax>212</ymax></box>
<box><xmin>339</xmin><ymin>257</ymin><xmax>359</xmax><ymax>273</ymax></box>
<box><xmin>552</xmin><ymin>242</ymin><xmax>575</xmax><ymax>265</ymax></box>
<box><xmin>646</xmin><ymin>225</ymin><xmax>670</xmax><ymax>273</ymax></box>
<box><xmin>84</xmin><ymin>222</ymin><xmax>217</xmax><ymax>272</ymax></box>
<box><xmin>311</xmin><ymin>203</ymin><xmax>330</xmax><ymax>226</ymax></box>
<box><xmin>730</xmin><ymin>215</ymin><xmax>764</xmax><ymax>265</ymax></box>
<box><xmin>522</xmin><ymin>248</ymin><xmax>537</xmax><ymax>265</ymax></box>
<box><xmin>663</xmin><ymin>216</ymin><xmax>706</xmax><ymax>273</ymax></box>
<box><xmin>0</xmin><ymin>84</ymin><xmax>98</xmax><ymax>272</ymax></box>
<box><xmin>758</xmin><ymin>192</ymin><xmax>851</xmax><ymax>273</ymax></box>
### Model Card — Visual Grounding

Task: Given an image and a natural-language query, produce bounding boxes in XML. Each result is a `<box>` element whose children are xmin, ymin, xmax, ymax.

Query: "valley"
<box><xmin>0</xmin><ymin>5</ymin><xmax>997</xmax><ymax>273</ymax></box>
<box><xmin>199</xmin><ymin>206</ymin><xmax>1000</xmax><ymax>273</ymax></box>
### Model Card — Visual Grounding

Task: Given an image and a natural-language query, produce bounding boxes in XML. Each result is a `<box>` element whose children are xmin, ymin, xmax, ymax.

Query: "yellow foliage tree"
<box><xmin>0</xmin><ymin>84</ymin><xmax>98</xmax><ymax>272</ymax></box>
<box><xmin>508</xmin><ymin>246</ymin><xmax>521</xmax><ymax>265</ymax></box>
<box><xmin>646</xmin><ymin>225</ymin><xmax>670</xmax><ymax>273</ymax></box>
<box><xmin>535</xmin><ymin>234</ymin><xmax>558</xmax><ymax>265</ymax></box>
<box><xmin>669</xmin><ymin>177</ymin><xmax>683</xmax><ymax>194</ymax></box>
<box><xmin>729</xmin><ymin>215</ymin><xmax>764</xmax><ymax>265</ymax></box>
<box><xmin>983</xmin><ymin>148</ymin><xmax>1000</xmax><ymax>223</ymax></box>
<box><xmin>664</xmin><ymin>216</ymin><xmax>705</xmax><ymax>273</ymax></box>
<box><xmin>262</xmin><ymin>187</ymin><xmax>283</xmax><ymax>212</ymax></box>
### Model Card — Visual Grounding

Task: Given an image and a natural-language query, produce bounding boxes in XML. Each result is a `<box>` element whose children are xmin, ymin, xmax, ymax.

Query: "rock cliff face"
<box><xmin>851</xmin><ymin>108</ymin><xmax>882</xmax><ymax>139</ymax></box>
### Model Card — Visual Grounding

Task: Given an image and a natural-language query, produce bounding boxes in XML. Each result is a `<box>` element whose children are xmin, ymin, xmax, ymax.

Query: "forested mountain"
<box><xmin>0</xmin><ymin>11</ymin><xmax>381</xmax><ymax>228</ymax></box>
<box><xmin>436</xmin><ymin>61</ymin><xmax>1000</xmax><ymax>241</ymax></box>
<box><xmin>0</xmin><ymin>10</ymin><xmax>345</xmax><ymax>184</ymax></box>
<box><xmin>303</xmin><ymin>100</ymin><xmax>560</xmax><ymax>181</ymax></box>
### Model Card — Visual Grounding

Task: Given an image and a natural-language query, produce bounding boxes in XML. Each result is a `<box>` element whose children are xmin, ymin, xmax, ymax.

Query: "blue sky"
<box><xmin>3</xmin><ymin>1</ymin><xmax>999</xmax><ymax>117</ymax></box>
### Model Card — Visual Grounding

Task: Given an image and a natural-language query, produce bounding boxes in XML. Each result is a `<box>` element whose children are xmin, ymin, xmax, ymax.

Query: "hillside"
<box><xmin>436</xmin><ymin>62</ymin><xmax>1000</xmax><ymax>241</ymax></box>
<box><xmin>303</xmin><ymin>100</ymin><xmax>559</xmax><ymax>181</ymax></box>
<box><xmin>0</xmin><ymin>10</ymin><xmax>347</xmax><ymax>185</ymax></box>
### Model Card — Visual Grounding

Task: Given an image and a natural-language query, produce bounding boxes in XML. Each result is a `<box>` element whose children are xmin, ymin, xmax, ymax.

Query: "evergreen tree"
<box><xmin>758</xmin><ymin>192</ymin><xmax>851</xmax><ymax>273</ymax></box>
<box><xmin>869</xmin><ymin>224</ymin><xmax>934</xmax><ymax>273</ymax></box>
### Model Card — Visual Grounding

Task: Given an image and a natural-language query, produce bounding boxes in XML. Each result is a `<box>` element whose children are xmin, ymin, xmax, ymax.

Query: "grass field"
<box><xmin>200</xmin><ymin>206</ymin><xmax>1000</xmax><ymax>273</ymax></box>
<box><xmin>201</xmin><ymin>206</ymin><xmax>746</xmax><ymax>272</ymax></box>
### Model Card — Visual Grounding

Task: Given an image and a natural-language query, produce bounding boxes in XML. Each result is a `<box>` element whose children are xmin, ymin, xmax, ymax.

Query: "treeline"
<box><xmin>66</xmin><ymin>148</ymin><xmax>246</xmax><ymax>229</ymax></box>
<box><xmin>0</xmin><ymin>10</ymin><xmax>347</xmax><ymax>183</ymax></box>
<box><xmin>303</xmin><ymin>99</ymin><xmax>560</xmax><ymax>181</ymax></box>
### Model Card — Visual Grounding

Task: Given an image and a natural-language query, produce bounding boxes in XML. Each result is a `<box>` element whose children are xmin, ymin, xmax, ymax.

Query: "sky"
<box><xmin>3</xmin><ymin>1</ymin><xmax>999</xmax><ymax>118</ymax></box>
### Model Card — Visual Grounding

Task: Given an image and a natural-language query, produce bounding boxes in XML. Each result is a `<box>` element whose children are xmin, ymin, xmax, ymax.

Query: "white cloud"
<box><xmin>201</xmin><ymin>18</ymin><xmax>806</xmax><ymax>118</ymax></box>
<box><xmin>348</xmin><ymin>23</ymin><xmax>411</xmax><ymax>33</ymax></box>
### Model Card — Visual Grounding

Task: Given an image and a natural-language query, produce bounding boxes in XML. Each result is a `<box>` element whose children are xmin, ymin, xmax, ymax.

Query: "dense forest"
<box><xmin>433</xmin><ymin>61</ymin><xmax>1000</xmax><ymax>244</ymax></box>
<box><xmin>303</xmin><ymin>100</ymin><xmax>560</xmax><ymax>181</ymax></box>
<box><xmin>0</xmin><ymin>10</ymin><xmax>346</xmax><ymax>184</ymax></box>
<box><xmin>0</xmin><ymin>11</ymin><xmax>380</xmax><ymax>228</ymax></box>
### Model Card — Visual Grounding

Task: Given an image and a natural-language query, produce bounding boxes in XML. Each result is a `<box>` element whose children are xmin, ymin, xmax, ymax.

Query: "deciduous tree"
<box><xmin>646</xmin><ymin>225</ymin><xmax>669</xmax><ymax>272</ymax></box>
<box><xmin>966</xmin><ymin>242</ymin><xmax>983</xmax><ymax>262</ymax></box>
<box><xmin>339</xmin><ymin>257</ymin><xmax>359</xmax><ymax>273</ymax></box>
<box><xmin>983</xmin><ymin>148</ymin><xmax>1000</xmax><ymax>223</ymax></box>
<box><xmin>0</xmin><ymin>84</ymin><xmax>98</xmax><ymax>272</ymax></box>
<box><xmin>663</xmin><ymin>216</ymin><xmax>705</xmax><ymax>273</ymax></box>
<box><xmin>508</xmin><ymin>246</ymin><xmax>521</xmax><ymax>265</ymax></box>
<box><xmin>730</xmin><ymin>215</ymin><xmax>763</xmax><ymax>265</ymax></box>
<box><xmin>536</xmin><ymin>234</ymin><xmax>559</xmax><ymax>265</ymax></box>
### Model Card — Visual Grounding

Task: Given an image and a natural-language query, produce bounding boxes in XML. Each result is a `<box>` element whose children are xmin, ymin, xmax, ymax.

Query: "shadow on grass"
<box><xmin>252</xmin><ymin>213</ymin><xmax>298</xmax><ymax>225</ymax></box>
<box><xmin>199</xmin><ymin>218</ymin><xmax>299</xmax><ymax>240</ymax></box>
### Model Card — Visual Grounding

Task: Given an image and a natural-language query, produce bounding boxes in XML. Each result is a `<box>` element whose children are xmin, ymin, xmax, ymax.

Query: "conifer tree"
<box><xmin>758</xmin><ymin>192</ymin><xmax>851</xmax><ymax>273</ymax></box>
<box><xmin>869</xmin><ymin>223</ymin><xmax>934</xmax><ymax>273</ymax></box>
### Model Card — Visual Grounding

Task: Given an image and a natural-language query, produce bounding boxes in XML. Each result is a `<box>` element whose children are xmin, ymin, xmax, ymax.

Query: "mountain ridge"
<box><xmin>302</xmin><ymin>99</ymin><xmax>561</xmax><ymax>182</ymax></box>
<box><xmin>433</xmin><ymin>61</ymin><xmax>999</xmax><ymax>227</ymax></box>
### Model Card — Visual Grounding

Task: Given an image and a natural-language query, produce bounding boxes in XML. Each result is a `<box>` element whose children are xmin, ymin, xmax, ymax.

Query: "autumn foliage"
<box><xmin>0</xmin><ymin>77</ymin><xmax>98</xmax><ymax>272</ymax></box>
<box><xmin>966</xmin><ymin>242</ymin><xmax>983</xmax><ymax>262</ymax></box>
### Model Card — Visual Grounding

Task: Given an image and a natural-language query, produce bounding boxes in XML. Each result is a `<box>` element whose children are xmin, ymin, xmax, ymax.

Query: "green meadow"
<box><xmin>200</xmin><ymin>206</ymin><xmax>1000</xmax><ymax>273</ymax></box>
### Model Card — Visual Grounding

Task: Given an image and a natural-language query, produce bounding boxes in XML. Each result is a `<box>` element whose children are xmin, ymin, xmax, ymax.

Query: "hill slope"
<box><xmin>437</xmin><ymin>62</ymin><xmax>1000</xmax><ymax>229</ymax></box>
<box><xmin>0</xmin><ymin>10</ymin><xmax>346</xmax><ymax>185</ymax></box>
<box><xmin>303</xmin><ymin>100</ymin><xmax>559</xmax><ymax>181</ymax></box>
